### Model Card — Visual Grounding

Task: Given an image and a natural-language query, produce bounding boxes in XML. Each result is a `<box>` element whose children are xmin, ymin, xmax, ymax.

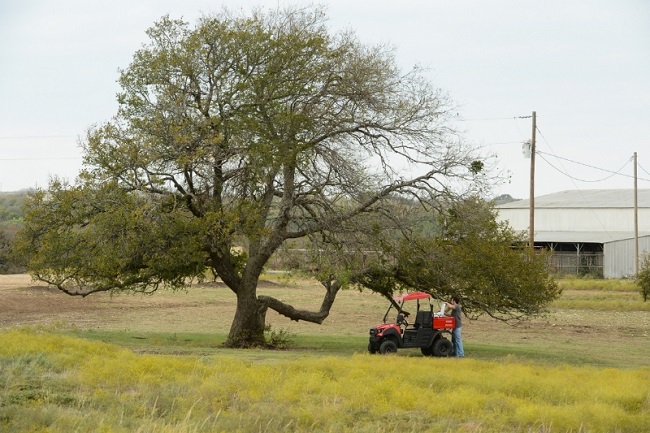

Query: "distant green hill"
<box><xmin>493</xmin><ymin>194</ymin><xmax>520</xmax><ymax>205</ymax></box>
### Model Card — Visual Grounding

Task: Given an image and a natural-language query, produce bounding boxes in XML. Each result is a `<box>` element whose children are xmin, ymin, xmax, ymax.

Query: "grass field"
<box><xmin>0</xmin><ymin>274</ymin><xmax>649</xmax><ymax>432</ymax></box>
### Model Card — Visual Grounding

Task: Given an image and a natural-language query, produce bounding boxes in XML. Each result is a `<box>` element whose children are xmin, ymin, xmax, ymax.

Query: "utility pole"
<box><xmin>634</xmin><ymin>152</ymin><xmax>639</xmax><ymax>276</ymax></box>
<box><xmin>529</xmin><ymin>111</ymin><xmax>537</xmax><ymax>249</ymax></box>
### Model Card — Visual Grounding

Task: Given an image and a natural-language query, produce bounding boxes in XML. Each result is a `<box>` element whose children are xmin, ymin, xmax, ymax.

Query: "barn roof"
<box><xmin>497</xmin><ymin>189</ymin><xmax>650</xmax><ymax>209</ymax></box>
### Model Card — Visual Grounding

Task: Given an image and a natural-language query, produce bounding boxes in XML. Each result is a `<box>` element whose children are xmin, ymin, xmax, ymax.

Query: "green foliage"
<box><xmin>636</xmin><ymin>253</ymin><xmax>650</xmax><ymax>301</ymax></box>
<box><xmin>0</xmin><ymin>191</ymin><xmax>28</xmax><ymax>222</ymax></box>
<box><xmin>470</xmin><ymin>160</ymin><xmax>484</xmax><ymax>174</ymax></box>
<box><xmin>263</xmin><ymin>325</ymin><xmax>295</xmax><ymax>350</ymax></box>
<box><xmin>0</xmin><ymin>191</ymin><xmax>29</xmax><ymax>273</ymax></box>
<box><xmin>13</xmin><ymin>181</ymin><xmax>207</xmax><ymax>295</ymax></box>
<box><xmin>0</xmin><ymin>229</ymin><xmax>10</xmax><ymax>273</ymax></box>
<box><xmin>390</xmin><ymin>197</ymin><xmax>560</xmax><ymax>320</ymax></box>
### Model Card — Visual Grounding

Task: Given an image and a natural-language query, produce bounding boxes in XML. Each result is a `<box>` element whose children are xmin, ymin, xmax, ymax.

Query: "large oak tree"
<box><xmin>14</xmin><ymin>7</ymin><xmax>556</xmax><ymax>347</ymax></box>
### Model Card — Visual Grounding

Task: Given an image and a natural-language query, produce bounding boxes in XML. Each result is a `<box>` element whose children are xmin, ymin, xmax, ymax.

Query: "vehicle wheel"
<box><xmin>433</xmin><ymin>338</ymin><xmax>453</xmax><ymax>357</ymax></box>
<box><xmin>368</xmin><ymin>343</ymin><xmax>378</xmax><ymax>354</ymax></box>
<box><xmin>379</xmin><ymin>340</ymin><xmax>398</xmax><ymax>355</ymax></box>
<box><xmin>421</xmin><ymin>345</ymin><xmax>434</xmax><ymax>356</ymax></box>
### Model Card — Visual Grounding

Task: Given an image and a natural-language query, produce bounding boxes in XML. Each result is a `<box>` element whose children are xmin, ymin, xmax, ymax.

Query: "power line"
<box><xmin>537</xmin><ymin>150</ymin><xmax>650</xmax><ymax>182</ymax></box>
<box><xmin>536</xmin><ymin>149</ymin><xmax>630</xmax><ymax>177</ymax></box>
<box><xmin>480</xmin><ymin>141</ymin><xmax>523</xmax><ymax>146</ymax></box>
<box><xmin>638</xmin><ymin>161</ymin><xmax>650</xmax><ymax>177</ymax></box>
<box><xmin>454</xmin><ymin>116</ymin><xmax>520</xmax><ymax>122</ymax></box>
<box><xmin>534</xmin><ymin>126</ymin><xmax>583</xmax><ymax>189</ymax></box>
<box><xmin>532</xmin><ymin>124</ymin><xmax>643</xmax><ymax>238</ymax></box>
<box><xmin>0</xmin><ymin>135</ymin><xmax>77</xmax><ymax>140</ymax></box>
<box><xmin>536</xmin><ymin>152</ymin><xmax>636</xmax><ymax>182</ymax></box>
<box><xmin>535</xmin><ymin>127</ymin><xmax>650</xmax><ymax>183</ymax></box>
<box><xmin>0</xmin><ymin>156</ymin><xmax>82</xmax><ymax>161</ymax></box>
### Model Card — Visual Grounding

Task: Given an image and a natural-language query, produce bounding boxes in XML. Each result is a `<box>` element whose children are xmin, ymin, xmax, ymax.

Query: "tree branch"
<box><xmin>257</xmin><ymin>278</ymin><xmax>342</xmax><ymax>324</ymax></box>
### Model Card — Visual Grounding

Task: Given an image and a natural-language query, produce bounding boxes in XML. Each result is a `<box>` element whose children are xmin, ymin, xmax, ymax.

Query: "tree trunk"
<box><xmin>224</xmin><ymin>281</ymin><xmax>267</xmax><ymax>348</ymax></box>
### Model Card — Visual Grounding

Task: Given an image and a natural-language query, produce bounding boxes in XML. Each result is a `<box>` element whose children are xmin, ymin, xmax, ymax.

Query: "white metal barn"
<box><xmin>495</xmin><ymin>189</ymin><xmax>650</xmax><ymax>278</ymax></box>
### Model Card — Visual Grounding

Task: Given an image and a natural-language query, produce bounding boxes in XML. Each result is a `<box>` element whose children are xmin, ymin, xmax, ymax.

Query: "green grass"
<box><xmin>550</xmin><ymin>277</ymin><xmax>648</xmax><ymax>312</ymax></box>
<box><xmin>63</xmin><ymin>329</ymin><xmax>367</xmax><ymax>357</ymax></box>
<box><xmin>551</xmin><ymin>289</ymin><xmax>650</xmax><ymax>311</ymax></box>
<box><xmin>68</xmin><ymin>329</ymin><xmax>647</xmax><ymax>369</ymax></box>
<box><xmin>557</xmin><ymin>277</ymin><xmax>639</xmax><ymax>292</ymax></box>
<box><xmin>76</xmin><ymin>330</ymin><xmax>226</xmax><ymax>354</ymax></box>
<box><xmin>26</xmin><ymin>272</ymin><xmax>646</xmax><ymax>369</ymax></box>
<box><xmin>553</xmin><ymin>298</ymin><xmax>650</xmax><ymax>311</ymax></box>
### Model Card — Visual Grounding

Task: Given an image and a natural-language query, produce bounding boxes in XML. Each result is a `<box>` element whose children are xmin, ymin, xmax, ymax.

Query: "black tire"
<box><xmin>433</xmin><ymin>338</ymin><xmax>453</xmax><ymax>357</ymax></box>
<box><xmin>379</xmin><ymin>340</ymin><xmax>398</xmax><ymax>355</ymax></box>
<box><xmin>421</xmin><ymin>345</ymin><xmax>434</xmax><ymax>356</ymax></box>
<box><xmin>368</xmin><ymin>342</ymin><xmax>378</xmax><ymax>354</ymax></box>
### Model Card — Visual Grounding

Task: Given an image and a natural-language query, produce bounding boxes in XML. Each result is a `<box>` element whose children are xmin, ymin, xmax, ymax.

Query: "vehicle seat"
<box><xmin>414</xmin><ymin>311</ymin><xmax>433</xmax><ymax>329</ymax></box>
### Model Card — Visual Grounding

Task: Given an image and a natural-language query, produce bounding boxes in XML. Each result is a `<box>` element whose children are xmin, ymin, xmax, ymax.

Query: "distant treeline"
<box><xmin>0</xmin><ymin>190</ymin><xmax>30</xmax><ymax>221</ymax></box>
<box><xmin>0</xmin><ymin>190</ymin><xmax>30</xmax><ymax>273</ymax></box>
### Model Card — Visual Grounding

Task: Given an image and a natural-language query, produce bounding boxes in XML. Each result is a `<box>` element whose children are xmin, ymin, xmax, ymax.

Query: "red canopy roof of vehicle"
<box><xmin>393</xmin><ymin>292</ymin><xmax>431</xmax><ymax>302</ymax></box>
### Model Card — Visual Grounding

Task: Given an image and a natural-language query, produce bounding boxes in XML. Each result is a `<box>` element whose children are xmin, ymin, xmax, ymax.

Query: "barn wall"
<box><xmin>495</xmin><ymin>209</ymin><xmax>528</xmax><ymax>231</ymax></box>
<box><xmin>604</xmin><ymin>236</ymin><xmax>650</xmax><ymax>278</ymax></box>
<box><xmin>497</xmin><ymin>208</ymin><xmax>650</xmax><ymax>233</ymax></box>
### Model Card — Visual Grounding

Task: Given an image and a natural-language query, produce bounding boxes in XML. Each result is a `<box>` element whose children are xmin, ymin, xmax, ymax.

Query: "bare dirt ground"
<box><xmin>1</xmin><ymin>274</ymin><xmax>648</xmax><ymax>366</ymax></box>
<box><xmin>0</xmin><ymin>274</ymin><xmax>385</xmax><ymax>335</ymax></box>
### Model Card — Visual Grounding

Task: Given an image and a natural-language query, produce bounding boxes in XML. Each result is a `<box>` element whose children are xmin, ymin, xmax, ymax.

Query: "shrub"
<box><xmin>264</xmin><ymin>325</ymin><xmax>295</xmax><ymax>350</ymax></box>
<box><xmin>636</xmin><ymin>253</ymin><xmax>650</xmax><ymax>301</ymax></box>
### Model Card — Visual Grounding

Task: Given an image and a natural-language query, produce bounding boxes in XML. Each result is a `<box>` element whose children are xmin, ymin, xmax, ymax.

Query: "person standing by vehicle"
<box><xmin>446</xmin><ymin>296</ymin><xmax>464</xmax><ymax>357</ymax></box>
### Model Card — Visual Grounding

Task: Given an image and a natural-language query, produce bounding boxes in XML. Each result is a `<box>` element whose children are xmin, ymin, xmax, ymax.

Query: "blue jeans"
<box><xmin>451</xmin><ymin>327</ymin><xmax>464</xmax><ymax>357</ymax></box>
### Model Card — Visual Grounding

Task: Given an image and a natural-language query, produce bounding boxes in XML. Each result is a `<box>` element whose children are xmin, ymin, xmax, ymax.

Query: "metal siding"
<box><xmin>497</xmin><ymin>208</ymin><xmax>650</xmax><ymax>232</ymax></box>
<box><xmin>496</xmin><ymin>209</ymin><xmax>529</xmax><ymax>231</ymax></box>
<box><xmin>604</xmin><ymin>236</ymin><xmax>650</xmax><ymax>278</ymax></box>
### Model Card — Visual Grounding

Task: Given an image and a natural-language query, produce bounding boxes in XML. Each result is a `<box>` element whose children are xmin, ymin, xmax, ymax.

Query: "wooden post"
<box><xmin>529</xmin><ymin>111</ymin><xmax>536</xmax><ymax>249</ymax></box>
<box><xmin>634</xmin><ymin>152</ymin><xmax>639</xmax><ymax>276</ymax></box>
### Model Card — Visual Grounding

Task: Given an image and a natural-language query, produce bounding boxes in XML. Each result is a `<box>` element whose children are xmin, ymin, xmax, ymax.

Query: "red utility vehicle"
<box><xmin>368</xmin><ymin>292</ymin><xmax>455</xmax><ymax>356</ymax></box>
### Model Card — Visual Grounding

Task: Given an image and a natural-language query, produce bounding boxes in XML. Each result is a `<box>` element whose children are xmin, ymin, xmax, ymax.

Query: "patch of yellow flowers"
<box><xmin>1</xmin><ymin>329</ymin><xmax>648</xmax><ymax>433</ymax></box>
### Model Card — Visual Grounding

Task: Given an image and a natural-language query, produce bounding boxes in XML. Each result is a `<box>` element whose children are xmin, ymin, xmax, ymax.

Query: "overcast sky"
<box><xmin>1</xmin><ymin>0</ymin><xmax>649</xmax><ymax>198</ymax></box>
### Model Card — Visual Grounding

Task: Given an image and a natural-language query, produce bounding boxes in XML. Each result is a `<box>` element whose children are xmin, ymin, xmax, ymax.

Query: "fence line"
<box><xmin>269</xmin><ymin>249</ymin><xmax>605</xmax><ymax>278</ymax></box>
<box><xmin>546</xmin><ymin>252</ymin><xmax>603</xmax><ymax>277</ymax></box>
